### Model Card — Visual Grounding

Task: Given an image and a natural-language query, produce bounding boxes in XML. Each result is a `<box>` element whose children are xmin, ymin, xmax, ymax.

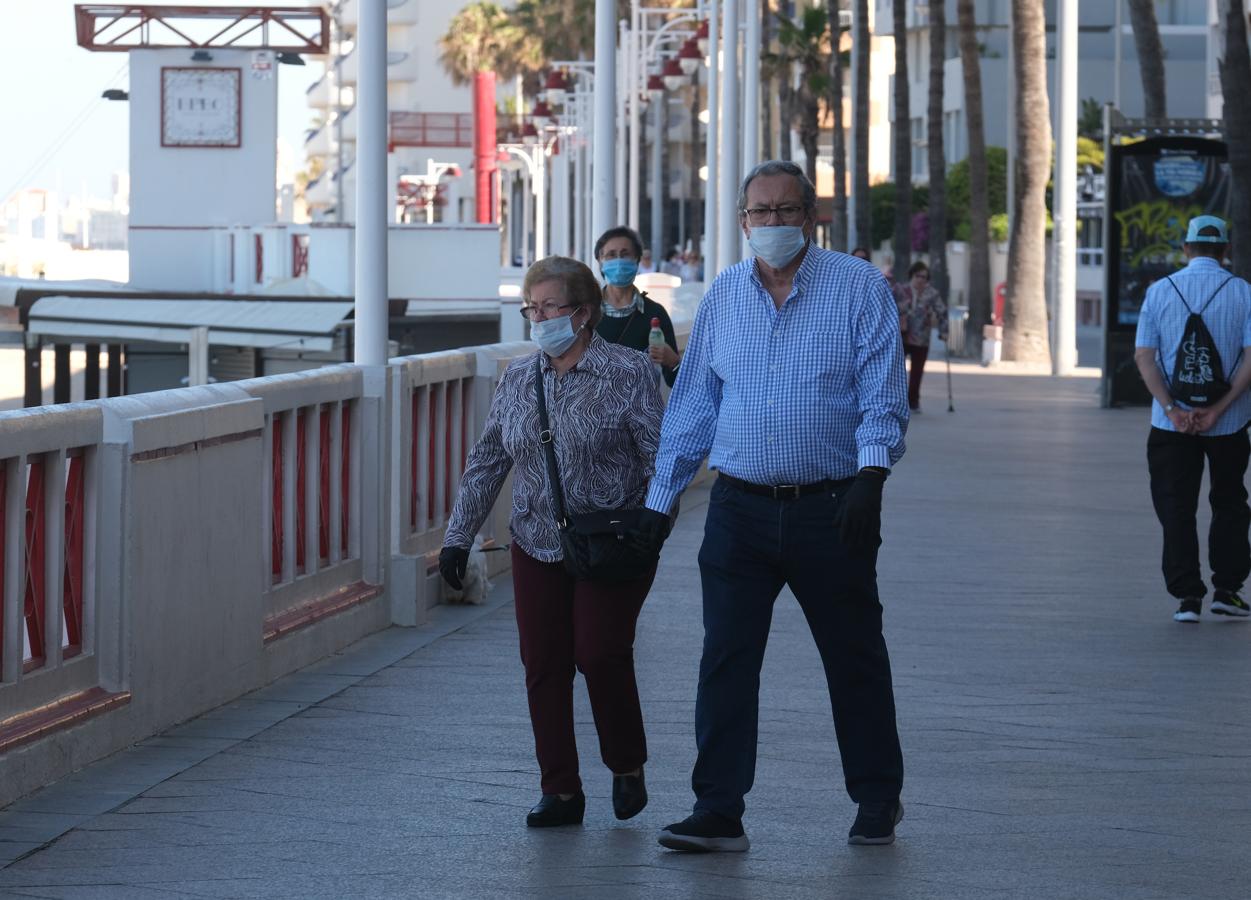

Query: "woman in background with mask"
<box><xmin>439</xmin><ymin>256</ymin><xmax>663</xmax><ymax>830</ymax></box>
<box><xmin>594</xmin><ymin>226</ymin><xmax>682</xmax><ymax>387</ymax></box>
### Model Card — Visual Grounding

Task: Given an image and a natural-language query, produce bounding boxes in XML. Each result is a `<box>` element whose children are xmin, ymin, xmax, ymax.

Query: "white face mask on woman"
<box><xmin>531</xmin><ymin>312</ymin><xmax>584</xmax><ymax>357</ymax></box>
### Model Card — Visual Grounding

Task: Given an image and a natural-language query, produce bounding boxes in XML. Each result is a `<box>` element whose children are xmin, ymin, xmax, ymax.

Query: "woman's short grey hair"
<box><xmin>523</xmin><ymin>256</ymin><xmax>605</xmax><ymax>326</ymax></box>
<box><xmin>737</xmin><ymin>160</ymin><xmax>818</xmax><ymax>214</ymax></box>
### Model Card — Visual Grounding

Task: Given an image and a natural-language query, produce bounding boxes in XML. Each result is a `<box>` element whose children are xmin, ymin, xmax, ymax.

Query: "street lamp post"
<box><xmin>1052</xmin><ymin>0</ymin><xmax>1078</xmax><ymax>375</ymax></box>
<box><xmin>354</xmin><ymin>0</ymin><xmax>388</xmax><ymax>366</ymax></box>
<box><xmin>705</xmin><ymin>3</ymin><xmax>720</xmax><ymax>278</ymax></box>
<box><xmin>717</xmin><ymin>0</ymin><xmax>740</xmax><ymax>270</ymax></box>
<box><xmin>592</xmin><ymin>0</ymin><xmax>617</xmax><ymax>244</ymax></box>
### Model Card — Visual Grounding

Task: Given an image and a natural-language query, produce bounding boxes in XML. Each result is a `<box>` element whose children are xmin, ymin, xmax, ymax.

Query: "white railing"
<box><xmin>239</xmin><ymin>367</ymin><xmax>367</xmax><ymax>631</ymax></box>
<box><xmin>0</xmin><ymin>405</ymin><xmax>112</xmax><ymax>725</ymax></box>
<box><xmin>0</xmin><ymin>328</ymin><xmax>701</xmax><ymax>805</ymax></box>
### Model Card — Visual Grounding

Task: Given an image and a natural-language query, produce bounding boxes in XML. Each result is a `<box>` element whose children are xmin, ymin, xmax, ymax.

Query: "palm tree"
<box><xmin>1126</xmin><ymin>0</ymin><xmax>1166</xmax><ymax>121</ymax></box>
<box><xmin>853</xmin><ymin>0</ymin><xmax>870</xmax><ymax>248</ymax></box>
<box><xmin>1220</xmin><ymin>0</ymin><xmax>1251</xmax><ymax>280</ymax></box>
<box><xmin>827</xmin><ymin>0</ymin><xmax>849</xmax><ymax>251</ymax></box>
<box><xmin>891</xmin><ymin>0</ymin><xmax>911</xmax><ymax>281</ymax></box>
<box><xmin>438</xmin><ymin>2</ymin><xmax>538</xmax><ymax>86</ymax></box>
<box><xmin>925</xmin><ymin>1</ymin><xmax>947</xmax><ymax>301</ymax></box>
<box><xmin>956</xmin><ymin>0</ymin><xmax>989</xmax><ymax>351</ymax></box>
<box><xmin>1002</xmin><ymin>0</ymin><xmax>1051</xmax><ymax>364</ymax></box>
<box><xmin>769</xmin><ymin>8</ymin><xmax>832</xmax><ymax>187</ymax></box>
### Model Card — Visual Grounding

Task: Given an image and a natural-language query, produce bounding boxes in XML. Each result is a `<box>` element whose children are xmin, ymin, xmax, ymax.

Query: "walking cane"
<box><xmin>945</xmin><ymin>339</ymin><xmax>955</xmax><ymax>413</ymax></box>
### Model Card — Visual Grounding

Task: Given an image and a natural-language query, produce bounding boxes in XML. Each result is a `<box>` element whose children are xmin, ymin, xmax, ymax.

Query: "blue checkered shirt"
<box><xmin>1136</xmin><ymin>256</ymin><xmax>1251</xmax><ymax>435</ymax></box>
<box><xmin>645</xmin><ymin>245</ymin><xmax>909</xmax><ymax>513</ymax></box>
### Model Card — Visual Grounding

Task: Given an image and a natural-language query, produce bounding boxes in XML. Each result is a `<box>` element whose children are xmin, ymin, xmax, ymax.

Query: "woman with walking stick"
<box><xmin>894</xmin><ymin>261</ymin><xmax>948</xmax><ymax>413</ymax></box>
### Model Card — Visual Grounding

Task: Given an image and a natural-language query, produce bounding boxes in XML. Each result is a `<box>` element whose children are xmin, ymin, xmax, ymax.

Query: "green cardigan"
<box><xmin>595</xmin><ymin>293</ymin><xmax>680</xmax><ymax>386</ymax></box>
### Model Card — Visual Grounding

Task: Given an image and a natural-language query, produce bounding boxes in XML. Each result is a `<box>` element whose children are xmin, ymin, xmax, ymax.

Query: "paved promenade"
<box><xmin>2</xmin><ymin>363</ymin><xmax>1250</xmax><ymax>899</ymax></box>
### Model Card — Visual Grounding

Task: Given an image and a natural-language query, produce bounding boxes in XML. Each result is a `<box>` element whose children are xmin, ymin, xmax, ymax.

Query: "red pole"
<box><xmin>473</xmin><ymin>71</ymin><xmax>498</xmax><ymax>224</ymax></box>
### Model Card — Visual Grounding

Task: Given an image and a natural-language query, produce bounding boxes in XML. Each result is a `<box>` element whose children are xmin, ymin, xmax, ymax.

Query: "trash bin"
<box><xmin>947</xmin><ymin>306</ymin><xmax>969</xmax><ymax>356</ymax></box>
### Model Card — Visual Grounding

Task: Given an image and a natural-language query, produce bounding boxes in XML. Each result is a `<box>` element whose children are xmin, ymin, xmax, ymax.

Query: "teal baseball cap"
<box><xmin>1185</xmin><ymin>215</ymin><xmax>1228</xmax><ymax>243</ymax></box>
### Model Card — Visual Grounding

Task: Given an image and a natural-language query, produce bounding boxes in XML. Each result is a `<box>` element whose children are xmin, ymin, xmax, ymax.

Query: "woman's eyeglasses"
<box><xmin>520</xmin><ymin>302</ymin><xmax>581</xmax><ymax>321</ymax></box>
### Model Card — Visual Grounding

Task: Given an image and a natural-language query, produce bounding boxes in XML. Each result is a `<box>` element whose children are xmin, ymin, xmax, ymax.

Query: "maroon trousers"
<box><xmin>904</xmin><ymin>343</ymin><xmax>929</xmax><ymax>410</ymax></box>
<box><xmin>510</xmin><ymin>544</ymin><xmax>655</xmax><ymax>795</ymax></box>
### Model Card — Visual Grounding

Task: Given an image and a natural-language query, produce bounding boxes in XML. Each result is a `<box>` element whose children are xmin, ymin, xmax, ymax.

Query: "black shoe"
<box><xmin>848</xmin><ymin>800</ymin><xmax>904</xmax><ymax>845</ymax></box>
<box><xmin>612</xmin><ymin>769</ymin><xmax>648</xmax><ymax>820</ymax></box>
<box><xmin>1211</xmin><ymin>590</ymin><xmax>1251</xmax><ymax>618</ymax></box>
<box><xmin>526</xmin><ymin>792</ymin><xmax>585</xmax><ymax>828</ymax></box>
<box><xmin>657</xmin><ymin>810</ymin><xmax>749</xmax><ymax>852</ymax></box>
<box><xmin>1174</xmin><ymin>597</ymin><xmax>1202</xmax><ymax>623</ymax></box>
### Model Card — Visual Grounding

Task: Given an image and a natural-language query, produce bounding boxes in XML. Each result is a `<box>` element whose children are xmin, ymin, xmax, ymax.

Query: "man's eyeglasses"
<box><xmin>520</xmin><ymin>301</ymin><xmax>581</xmax><ymax>321</ymax></box>
<box><xmin>742</xmin><ymin>204</ymin><xmax>806</xmax><ymax>226</ymax></box>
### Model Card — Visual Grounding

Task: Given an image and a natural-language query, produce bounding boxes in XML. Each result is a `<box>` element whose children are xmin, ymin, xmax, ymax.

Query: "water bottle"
<box><xmin>648</xmin><ymin>317</ymin><xmax>665</xmax><ymax>351</ymax></box>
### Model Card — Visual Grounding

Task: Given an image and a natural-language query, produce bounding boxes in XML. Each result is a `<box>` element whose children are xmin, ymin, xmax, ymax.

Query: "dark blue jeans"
<box><xmin>692</xmin><ymin>477</ymin><xmax>904</xmax><ymax>822</ymax></box>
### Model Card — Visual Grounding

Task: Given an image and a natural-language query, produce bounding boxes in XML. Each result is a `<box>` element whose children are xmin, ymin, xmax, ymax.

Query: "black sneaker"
<box><xmin>526</xmin><ymin>792</ymin><xmax>585</xmax><ymax>828</ymax></box>
<box><xmin>1211</xmin><ymin>590</ymin><xmax>1251</xmax><ymax>618</ymax></box>
<box><xmin>848</xmin><ymin>800</ymin><xmax>904</xmax><ymax>845</ymax></box>
<box><xmin>657</xmin><ymin>810</ymin><xmax>749</xmax><ymax>853</ymax></box>
<box><xmin>1173</xmin><ymin>597</ymin><xmax>1202</xmax><ymax>623</ymax></box>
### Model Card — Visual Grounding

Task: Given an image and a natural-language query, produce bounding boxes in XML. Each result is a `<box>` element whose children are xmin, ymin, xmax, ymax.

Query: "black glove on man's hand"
<box><xmin>833</xmin><ymin>471</ymin><xmax>886</xmax><ymax>551</ymax></box>
<box><xmin>631</xmin><ymin>508</ymin><xmax>673</xmax><ymax>557</ymax></box>
<box><xmin>439</xmin><ymin>546</ymin><xmax>470</xmax><ymax>590</ymax></box>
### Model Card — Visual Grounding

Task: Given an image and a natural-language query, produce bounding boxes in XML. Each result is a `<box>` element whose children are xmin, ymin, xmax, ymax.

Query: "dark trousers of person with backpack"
<box><xmin>1147</xmin><ymin>426</ymin><xmax>1251</xmax><ymax>601</ymax></box>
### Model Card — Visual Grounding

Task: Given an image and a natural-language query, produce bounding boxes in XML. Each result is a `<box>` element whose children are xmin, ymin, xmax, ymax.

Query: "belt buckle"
<box><xmin>773</xmin><ymin>483</ymin><xmax>800</xmax><ymax>500</ymax></box>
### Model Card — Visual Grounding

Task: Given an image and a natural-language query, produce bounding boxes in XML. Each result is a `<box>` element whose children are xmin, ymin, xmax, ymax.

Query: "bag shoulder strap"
<box><xmin>1165</xmin><ymin>275</ymin><xmax>1195</xmax><ymax>314</ymax></box>
<box><xmin>1197</xmin><ymin>275</ymin><xmax>1237</xmax><ymax>316</ymax></box>
<box><xmin>533</xmin><ymin>355</ymin><xmax>569</xmax><ymax>526</ymax></box>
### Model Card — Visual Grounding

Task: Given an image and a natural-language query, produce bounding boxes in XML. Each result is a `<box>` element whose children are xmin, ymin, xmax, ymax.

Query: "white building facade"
<box><xmin>302</xmin><ymin>0</ymin><xmax>477</xmax><ymax>225</ymax></box>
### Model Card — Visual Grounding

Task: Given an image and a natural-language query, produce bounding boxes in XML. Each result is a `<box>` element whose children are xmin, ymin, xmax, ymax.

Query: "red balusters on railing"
<box><xmin>427</xmin><ymin>388</ymin><xmax>437</xmax><ymax>523</ymax></box>
<box><xmin>24</xmin><ymin>459</ymin><xmax>46</xmax><ymax>671</ymax></box>
<box><xmin>409</xmin><ymin>391</ymin><xmax>419</xmax><ymax>530</ymax></box>
<box><xmin>318</xmin><ymin>408</ymin><xmax>331</xmax><ymax>563</ymax></box>
<box><xmin>62</xmin><ymin>453</ymin><xmax>85</xmax><ymax>659</ymax></box>
<box><xmin>295</xmin><ymin>409</ymin><xmax>307</xmax><ymax>574</ymax></box>
<box><xmin>340</xmin><ymin>406</ymin><xmax>350</xmax><ymax>554</ymax></box>
<box><xmin>271</xmin><ymin>418</ymin><xmax>283</xmax><ymax>582</ymax></box>
<box><xmin>0</xmin><ymin>462</ymin><xmax>6</xmax><ymax>671</ymax></box>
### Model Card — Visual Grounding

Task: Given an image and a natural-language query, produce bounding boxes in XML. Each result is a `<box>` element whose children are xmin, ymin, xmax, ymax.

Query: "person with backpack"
<box><xmin>1134</xmin><ymin>215</ymin><xmax>1251</xmax><ymax>624</ymax></box>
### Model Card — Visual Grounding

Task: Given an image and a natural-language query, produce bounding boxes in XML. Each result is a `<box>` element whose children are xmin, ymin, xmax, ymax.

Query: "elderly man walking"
<box><xmin>634</xmin><ymin>160</ymin><xmax>910</xmax><ymax>850</ymax></box>
<box><xmin>1134</xmin><ymin>215</ymin><xmax>1251</xmax><ymax>624</ymax></box>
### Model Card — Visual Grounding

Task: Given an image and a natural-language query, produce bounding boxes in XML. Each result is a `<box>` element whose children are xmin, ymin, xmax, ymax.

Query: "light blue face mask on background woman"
<box><xmin>531</xmin><ymin>313</ymin><xmax>584</xmax><ymax>357</ymax></box>
<box><xmin>601</xmin><ymin>258</ymin><xmax>639</xmax><ymax>287</ymax></box>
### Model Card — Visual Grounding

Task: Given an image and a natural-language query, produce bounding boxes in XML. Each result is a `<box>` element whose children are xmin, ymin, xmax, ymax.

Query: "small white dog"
<box><xmin>442</xmin><ymin>542</ymin><xmax>492</xmax><ymax>605</ymax></box>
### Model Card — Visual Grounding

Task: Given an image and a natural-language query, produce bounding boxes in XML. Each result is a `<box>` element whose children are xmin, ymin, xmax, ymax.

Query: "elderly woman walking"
<box><xmin>439</xmin><ymin>256</ymin><xmax>664</xmax><ymax>828</ymax></box>
<box><xmin>895</xmin><ymin>260</ymin><xmax>948</xmax><ymax>413</ymax></box>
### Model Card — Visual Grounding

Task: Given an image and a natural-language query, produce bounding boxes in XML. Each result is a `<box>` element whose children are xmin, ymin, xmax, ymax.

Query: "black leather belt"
<box><xmin>718</xmin><ymin>472</ymin><xmax>852</xmax><ymax>500</ymax></box>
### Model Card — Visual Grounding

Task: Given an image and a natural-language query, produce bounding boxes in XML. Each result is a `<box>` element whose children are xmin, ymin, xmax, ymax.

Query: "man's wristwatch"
<box><xmin>859</xmin><ymin>466</ymin><xmax>889</xmax><ymax>480</ymax></box>
<box><xmin>1164</xmin><ymin>401</ymin><xmax>1176</xmax><ymax>414</ymax></box>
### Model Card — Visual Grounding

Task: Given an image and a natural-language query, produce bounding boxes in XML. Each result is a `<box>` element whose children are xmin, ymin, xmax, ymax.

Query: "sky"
<box><xmin>0</xmin><ymin>0</ymin><xmax>322</xmax><ymax>204</ymax></box>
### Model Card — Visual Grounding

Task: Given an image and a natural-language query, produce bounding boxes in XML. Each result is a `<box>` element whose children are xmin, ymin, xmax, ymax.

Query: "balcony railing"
<box><xmin>389</xmin><ymin>112</ymin><xmax>474</xmax><ymax>149</ymax></box>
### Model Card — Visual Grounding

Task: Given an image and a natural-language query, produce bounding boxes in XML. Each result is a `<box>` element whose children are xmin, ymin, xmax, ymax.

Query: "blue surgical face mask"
<box><xmin>601</xmin><ymin>258</ymin><xmax>639</xmax><ymax>287</ymax></box>
<box><xmin>531</xmin><ymin>312</ymin><xmax>584</xmax><ymax>357</ymax></box>
<box><xmin>747</xmin><ymin>225</ymin><xmax>807</xmax><ymax>269</ymax></box>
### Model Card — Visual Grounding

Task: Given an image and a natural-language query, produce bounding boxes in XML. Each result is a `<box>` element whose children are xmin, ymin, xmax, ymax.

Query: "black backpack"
<box><xmin>1164</xmin><ymin>274</ymin><xmax>1236</xmax><ymax>408</ymax></box>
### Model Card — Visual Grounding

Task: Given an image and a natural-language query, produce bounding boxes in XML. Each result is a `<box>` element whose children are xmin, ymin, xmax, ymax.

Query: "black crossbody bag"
<box><xmin>533</xmin><ymin>356</ymin><xmax>655</xmax><ymax>582</ymax></box>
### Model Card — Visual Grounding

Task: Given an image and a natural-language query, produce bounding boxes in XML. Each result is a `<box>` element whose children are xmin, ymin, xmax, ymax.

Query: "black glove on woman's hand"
<box><xmin>439</xmin><ymin>546</ymin><xmax>470</xmax><ymax>590</ymax></box>
<box><xmin>833</xmin><ymin>472</ymin><xmax>885</xmax><ymax>551</ymax></box>
<box><xmin>631</xmin><ymin>508</ymin><xmax>673</xmax><ymax>556</ymax></box>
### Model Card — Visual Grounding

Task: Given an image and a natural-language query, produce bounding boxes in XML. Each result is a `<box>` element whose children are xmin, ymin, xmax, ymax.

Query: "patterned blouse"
<box><xmin>895</xmin><ymin>282</ymin><xmax>949</xmax><ymax>348</ymax></box>
<box><xmin>443</xmin><ymin>334</ymin><xmax>664</xmax><ymax>562</ymax></box>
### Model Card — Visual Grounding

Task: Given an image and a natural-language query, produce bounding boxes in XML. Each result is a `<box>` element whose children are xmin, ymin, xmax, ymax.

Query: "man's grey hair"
<box><xmin>737</xmin><ymin>160</ymin><xmax>818</xmax><ymax>213</ymax></box>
